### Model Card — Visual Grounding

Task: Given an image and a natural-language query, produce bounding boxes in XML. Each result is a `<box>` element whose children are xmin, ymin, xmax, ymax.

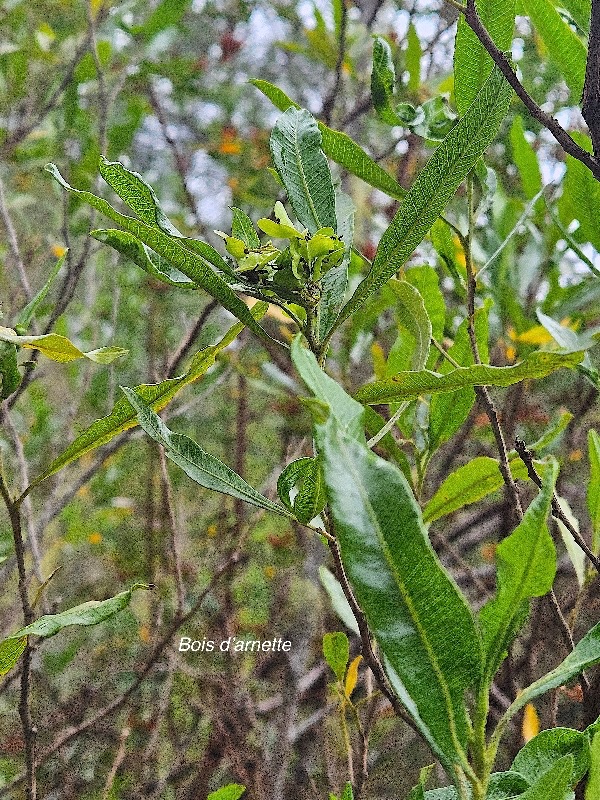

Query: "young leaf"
<box><xmin>334</xmin><ymin>67</ymin><xmax>512</xmax><ymax>329</ymax></box>
<box><xmin>231</xmin><ymin>207</ymin><xmax>260</xmax><ymax>249</ymax></box>
<box><xmin>371</xmin><ymin>36</ymin><xmax>403</xmax><ymax>126</ymax></box>
<box><xmin>122</xmin><ymin>387</ymin><xmax>292</xmax><ymax>517</ymax></box>
<box><xmin>291</xmin><ymin>335</ymin><xmax>364</xmax><ymax>441</ymax></box>
<box><xmin>588</xmin><ymin>430</ymin><xmax>600</xmax><ymax>555</ymax></box>
<box><xmin>250</xmin><ymin>79</ymin><xmax>406</xmax><ymax>200</ymax></box>
<box><xmin>0</xmin><ymin>327</ymin><xmax>127</xmax><ymax>364</ymax></box>
<box><xmin>322</xmin><ymin>631</ymin><xmax>349</xmax><ymax>681</ymax></box>
<box><xmin>207</xmin><ymin>785</ymin><xmax>246</xmax><ymax>800</ymax></box>
<box><xmin>270</xmin><ymin>108</ymin><xmax>337</xmax><ymax>235</ymax></box>
<box><xmin>29</xmin><ymin>308</ymin><xmax>266</xmax><ymax>487</ymax></box>
<box><xmin>522</xmin><ymin>0</ymin><xmax>586</xmax><ymax>98</ymax></box>
<box><xmin>406</xmin><ymin>23</ymin><xmax>421</xmax><ymax>95</ymax></box>
<box><xmin>479</xmin><ymin>462</ymin><xmax>558</xmax><ymax>685</ymax></box>
<box><xmin>453</xmin><ymin>0</ymin><xmax>515</xmax><ymax>115</ymax></box>
<box><xmin>356</xmin><ymin>350</ymin><xmax>583</xmax><ymax>404</ymax></box>
<box><xmin>318</xmin><ymin>416</ymin><xmax>482</xmax><ymax>770</ymax></box>
<box><xmin>45</xmin><ymin>164</ymin><xmax>274</xmax><ymax>345</ymax></box>
<box><xmin>317</xmin><ymin>192</ymin><xmax>353</xmax><ymax>342</ymax></box>
<box><xmin>340</xmin><ymin>783</ymin><xmax>354</xmax><ymax>800</ymax></box>
<box><xmin>421</xmin><ymin>771</ymin><xmax>529</xmax><ymax>800</ymax></box>
<box><xmin>511</xmin><ymin>727</ymin><xmax>591</xmax><ymax>786</ymax></box>
<box><xmin>319</xmin><ymin>566</ymin><xmax>360</xmax><ymax>635</ymax></box>
<box><xmin>0</xmin><ymin>342</ymin><xmax>21</xmax><ymax>399</ymax></box>
<box><xmin>555</xmin><ymin>494</ymin><xmax>586</xmax><ymax>588</ymax></box>
<box><xmin>423</xmin><ymin>454</ymin><xmax>529</xmax><ymax>524</ymax></box>
<box><xmin>344</xmin><ymin>655</ymin><xmax>361</xmax><ymax>699</ymax></box>
<box><xmin>0</xmin><ymin>584</ymin><xmax>150</xmax><ymax>674</ymax></box>
<box><xmin>277</xmin><ymin>457</ymin><xmax>327</xmax><ymax>524</ymax></box>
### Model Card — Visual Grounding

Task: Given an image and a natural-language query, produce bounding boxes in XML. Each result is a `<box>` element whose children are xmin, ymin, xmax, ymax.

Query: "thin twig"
<box><xmin>447</xmin><ymin>0</ymin><xmax>600</xmax><ymax>180</ymax></box>
<box><xmin>514</xmin><ymin>438</ymin><xmax>600</xmax><ymax>575</ymax></box>
<box><xmin>0</xmin><ymin>175</ymin><xmax>32</xmax><ymax>303</ymax></box>
<box><xmin>166</xmin><ymin>300</ymin><xmax>219</xmax><ymax>377</ymax></box>
<box><xmin>159</xmin><ymin>448</ymin><xmax>185</xmax><ymax>615</ymax></box>
<box><xmin>322</xmin><ymin>0</ymin><xmax>348</xmax><ymax>126</ymax></box>
<box><xmin>583</xmin><ymin>0</ymin><xmax>600</xmax><ymax>157</ymax></box>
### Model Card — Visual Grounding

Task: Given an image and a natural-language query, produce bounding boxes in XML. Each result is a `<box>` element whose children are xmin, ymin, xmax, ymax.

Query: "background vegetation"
<box><xmin>0</xmin><ymin>0</ymin><xmax>599</xmax><ymax>798</ymax></box>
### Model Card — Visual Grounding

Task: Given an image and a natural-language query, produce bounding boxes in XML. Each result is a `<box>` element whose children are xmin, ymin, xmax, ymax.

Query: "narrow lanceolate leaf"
<box><xmin>30</xmin><ymin>308</ymin><xmax>266</xmax><ymax>486</ymax></box>
<box><xmin>512</xmin><ymin>727</ymin><xmax>591</xmax><ymax>786</ymax></box>
<box><xmin>510</xmin><ymin>116</ymin><xmax>543</xmax><ymax>201</ymax></box>
<box><xmin>122</xmin><ymin>388</ymin><xmax>291</xmax><ymax>517</ymax></box>
<box><xmin>515</xmin><ymin>756</ymin><xmax>574</xmax><ymax>800</ymax></box>
<box><xmin>479</xmin><ymin>463</ymin><xmax>558</xmax><ymax>685</ymax></box>
<box><xmin>501</xmin><ymin>619</ymin><xmax>600</xmax><ymax>727</ymax></box>
<box><xmin>16</xmin><ymin>252</ymin><xmax>65</xmax><ymax>330</ymax></box>
<box><xmin>389</xmin><ymin>279</ymin><xmax>432</xmax><ymax>370</ymax></box>
<box><xmin>523</xmin><ymin>0</ymin><xmax>587</xmax><ymax>98</ymax></box>
<box><xmin>250</xmin><ymin>79</ymin><xmax>406</xmax><ymax>200</ymax></box>
<box><xmin>588</xmin><ymin>430</ymin><xmax>600</xmax><ymax>555</ymax></box>
<box><xmin>91</xmin><ymin>230</ymin><xmax>199</xmax><ymax>288</ymax></box>
<box><xmin>318</xmin><ymin>416</ymin><xmax>482</xmax><ymax>769</ymax></box>
<box><xmin>453</xmin><ymin>0</ymin><xmax>515</xmax><ymax>115</ymax></box>
<box><xmin>45</xmin><ymin>164</ymin><xmax>272</xmax><ymax>344</ymax></box>
<box><xmin>291</xmin><ymin>335</ymin><xmax>364</xmax><ymax>441</ymax></box>
<box><xmin>270</xmin><ymin>108</ymin><xmax>337</xmax><ymax>235</ymax></box>
<box><xmin>336</xmin><ymin>67</ymin><xmax>512</xmax><ymax>328</ymax></box>
<box><xmin>0</xmin><ymin>326</ymin><xmax>127</xmax><ymax>364</ymax></box>
<box><xmin>0</xmin><ymin>584</ymin><xmax>149</xmax><ymax>674</ymax></box>
<box><xmin>356</xmin><ymin>350</ymin><xmax>583</xmax><ymax>404</ymax></box>
<box><xmin>423</xmin><ymin>454</ymin><xmax>529</xmax><ymax>523</ymax></box>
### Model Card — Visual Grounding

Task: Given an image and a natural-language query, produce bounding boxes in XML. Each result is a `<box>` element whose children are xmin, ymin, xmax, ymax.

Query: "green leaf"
<box><xmin>250</xmin><ymin>79</ymin><xmax>406</xmax><ymax>200</ymax></box>
<box><xmin>555</xmin><ymin>494</ymin><xmax>586</xmax><ymax>588</ymax></box>
<box><xmin>510</xmin><ymin>116</ymin><xmax>543</xmax><ymax>202</ymax></box>
<box><xmin>291</xmin><ymin>335</ymin><xmax>364</xmax><ymax>441</ymax></box>
<box><xmin>122</xmin><ymin>387</ymin><xmax>291</xmax><ymax>517</ymax></box>
<box><xmin>453</xmin><ymin>0</ymin><xmax>515</xmax><ymax>115</ymax></box>
<box><xmin>317</xmin><ymin>192</ymin><xmax>353</xmax><ymax>342</ymax></box>
<box><xmin>277</xmin><ymin>457</ymin><xmax>327</xmax><ymax>524</ymax></box>
<box><xmin>500</xmin><ymin>621</ymin><xmax>600</xmax><ymax>728</ymax></box>
<box><xmin>422</xmin><ymin>771</ymin><xmax>529</xmax><ymax>799</ymax></box>
<box><xmin>340</xmin><ymin>783</ymin><xmax>354</xmax><ymax>800</ymax></box>
<box><xmin>206</xmin><ymin>784</ymin><xmax>246</xmax><ymax>800</ymax></box>
<box><xmin>45</xmin><ymin>163</ymin><xmax>274</xmax><ymax>345</ymax></box>
<box><xmin>512</xmin><ymin>727</ymin><xmax>590</xmax><ymax>786</ymax></box>
<box><xmin>556</xmin><ymin>0</ymin><xmax>591</xmax><ymax>33</ymax></box>
<box><xmin>318</xmin><ymin>566</ymin><xmax>360</xmax><ymax>635</ymax></box>
<box><xmin>1</xmin><ymin>584</ymin><xmax>149</xmax><ymax>670</ymax></box>
<box><xmin>389</xmin><ymin>279</ymin><xmax>432</xmax><ymax>371</ymax></box>
<box><xmin>270</xmin><ymin>108</ymin><xmax>337</xmax><ymax>235</ymax></box>
<box><xmin>231</xmin><ymin>207</ymin><xmax>260</xmax><ymax>249</ymax></box>
<box><xmin>0</xmin><ymin>341</ymin><xmax>21</xmax><ymax>400</ymax></box>
<box><xmin>16</xmin><ymin>251</ymin><xmax>65</xmax><ymax>330</ymax></box>
<box><xmin>323</xmin><ymin>631</ymin><xmax>350</xmax><ymax>681</ymax></box>
<box><xmin>91</xmin><ymin>229</ymin><xmax>199</xmax><ymax>288</ymax></box>
<box><xmin>30</xmin><ymin>309</ymin><xmax>266</xmax><ymax>486</ymax></box>
<box><xmin>588</xmin><ymin>430</ymin><xmax>600</xmax><ymax>555</ymax></box>
<box><xmin>0</xmin><ymin>326</ymin><xmax>127</xmax><ymax>364</ymax></box>
<box><xmin>318</xmin><ymin>416</ymin><xmax>481</xmax><ymax>770</ymax></box>
<box><xmin>559</xmin><ymin>133</ymin><xmax>600</xmax><ymax>252</ymax></box>
<box><xmin>586</xmin><ymin>730</ymin><xmax>600</xmax><ymax>800</ymax></box>
<box><xmin>355</xmin><ymin>350</ymin><xmax>583</xmax><ymax>404</ymax></box>
<box><xmin>0</xmin><ymin>637</ymin><xmax>26</xmax><ymax>677</ymax></box>
<box><xmin>336</xmin><ymin>67</ymin><xmax>512</xmax><ymax>329</ymax></box>
<box><xmin>132</xmin><ymin>0</ymin><xmax>190</xmax><ymax>39</ymax></box>
<box><xmin>522</xmin><ymin>0</ymin><xmax>587</xmax><ymax>98</ymax></box>
<box><xmin>423</xmin><ymin>454</ymin><xmax>530</xmax><ymax>524</ymax></box>
<box><xmin>406</xmin><ymin>23</ymin><xmax>421</xmax><ymax>95</ymax></box>
<box><xmin>479</xmin><ymin>462</ymin><xmax>558</xmax><ymax>685</ymax></box>
<box><xmin>371</xmin><ymin>36</ymin><xmax>403</xmax><ymax>126</ymax></box>
<box><xmin>516</xmin><ymin>756</ymin><xmax>574</xmax><ymax>800</ymax></box>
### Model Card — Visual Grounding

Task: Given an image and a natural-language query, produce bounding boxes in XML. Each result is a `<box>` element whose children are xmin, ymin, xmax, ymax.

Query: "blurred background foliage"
<box><xmin>0</xmin><ymin>0</ymin><xmax>599</xmax><ymax>797</ymax></box>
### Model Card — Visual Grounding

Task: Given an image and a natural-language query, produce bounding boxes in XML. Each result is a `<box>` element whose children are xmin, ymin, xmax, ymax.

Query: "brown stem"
<box><xmin>583</xmin><ymin>0</ymin><xmax>600</xmax><ymax>157</ymax></box>
<box><xmin>0</xmin><ymin>465</ymin><xmax>36</xmax><ymax>799</ymax></box>
<box><xmin>452</xmin><ymin>0</ymin><xmax>600</xmax><ymax>180</ymax></box>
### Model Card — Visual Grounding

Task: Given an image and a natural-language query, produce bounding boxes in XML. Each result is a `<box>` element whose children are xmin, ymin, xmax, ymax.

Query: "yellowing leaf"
<box><xmin>514</xmin><ymin>326</ymin><xmax>553</xmax><ymax>345</ymax></box>
<box><xmin>344</xmin><ymin>655</ymin><xmax>362</xmax><ymax>699</ymax></box>
<box><xmin>522</xmin><ymin>702</ymin><xmax>540</xmax><ymax>743</ymax></box>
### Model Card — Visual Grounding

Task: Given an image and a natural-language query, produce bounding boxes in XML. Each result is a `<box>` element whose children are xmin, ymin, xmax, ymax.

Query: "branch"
<box><xmin>451</xmin><ymin>0</ymin><xmax>600</xmax><ymax>180</ymax></box>
<box><xmin>583</xmin><ymin>0</ymin><xmax>600</xmax><ymax>156</ymax></box>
